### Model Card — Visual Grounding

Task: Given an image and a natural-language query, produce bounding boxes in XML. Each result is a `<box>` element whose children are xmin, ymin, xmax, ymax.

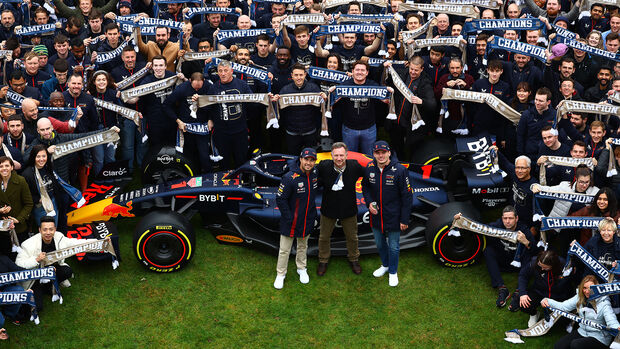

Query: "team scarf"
<box><xmin>563</xmin><ymin>241</ymin><xmax>612</xmax><ymax>282</ymax></box>
<box><xmin>281</xmin><ymin>13</ymin><xmax>326</xmax><ymax>27</ymax></box>
<box><xmin>533</xmin><ymin>190</ymin><xmax>595</xmax><ymax>222</ymax></box>
<box><xmin>589</xmin><ymin>282</ymin><xmax>620</xmax><ymax>301</ymax></box>
<box><xmin>138</xmin><ymin>17</ymin><xmax>184</xmax><ymax>30</ymax></box>
<box><xmin>504</xmin><ymin>311</ymin><xmax>562</xmax><ymax>344</ymax></box>
<box><xmin>216</xmin><ymin>29</ymin><xmax>275</xmax><ymax>43</ymax></box>
<box><xmin>115</xmin><ymin>66</ymin><xmax>151</xmax><ymax>91</ymax></box>
<box><xmin>205</xmin><ymin>58</ymin><xmax>271</xmax><ymax>90</ymax></box>
<box><xmin>487</xmin><ymin>36</ymin><xmax>547</xmax><ymax>63</ymax></box>
<box><xmin>183</xmin><ymin>6</ymin><xmax>238</xmax><ymax>20</ymax></box>
<box><xmin>35</xmin><ymin>167</ymin><xmax>56</xmax><ymax>217</ymax></box>
<box><xmin>400</xmin><ymin>20</ymin><xmax>434</xmax><ymax>43</ymax></box>
<box><xmin>322</xmin><ymin>0</ymin><xmax>387</xmax><ymax>9</ymax></box>
<box><xmin>553</xmin><ymin>24</ymin><xmax>576</xmax><ymax>39</ymax></box>
<box><xmin>463</xmin><ymin>18</ymin><xmax>545</xmax><ymax>34</ymax></box>
<box><xmin>307</xmin><ymin>66</ymin><xmax>349</xmax><ymax>84</ymax></box>
<box><xmin>440</xmin><ymin>88</ymin><xmax>521</xmax><ymax>125</ymax></box>
<box><xmin>366</xmin><ymin>58</ymin><xmax>407</xmax><ymax>67</ymax></box>
<box><xmin>176</xmin><ymin>123</ymin><xmax>210</xmax><ymax>153</ymax></box>
<box><xmin>96</xmin><ymin>39</ymin><xmax>130</xmax><ymax>65</ymax></box>
<box><xmin>93</xmin><ymin>98</ymin><xmax>141</xmax><ymax>127</ymax></box>
<box><xmin>118</xmin><ymin>20</ymin><xmax>156</xmax><ymax>36</ymax></box>
<box><xmin>548</xmin><ymin>306</ymin><xmax>620</xmax><ymax>337</ymax></box>
<box><xmin>541</xmin><ymin>216</ymin><xmax>604</xmax><ymax>231</ymax></box>
<box><xmin>608</xmin><ymin>139</ymin><xmax>620</xmax><ymax>177</ymax></box>
<box><xmin>450</xmin><ymin>215</ymin><xmax>524</xmax><ymax>267</ymax></box>
<box><xmin>0</xmin><ymin>291</ymin><xmax>38</xmax><ymax>324</ymax></box>
<box><xmin>182</xmin><ymin>50</ymin><xmax>232</xmax><ymax>62</ymax></box>
<box><xmin>336</xmin><ymin>14</ymin><xmax>395</xmax><ymax>23</ymax></box>
<box><xmin>539</xmin><ymin>156</ymin><xmax>594</xmax><ymax>185</ymax></box>
<box><xmin>0</xmin><ymin>267</ymin><xmax>59</xmax><ymax>304</ymax></box>
<box><xmin>278</xmin><ymin>93</ymin><xmax>328</xmax><ymax>136</ymax></box>
<box><xmin>387</xmin><ymin>65</ymin><xmax>424</xmax><ymax>130</ymax></box>
<box><xmin>51</xmin><ymin>128</ymin><xmax>120</xmax><ymax>160</ymax></box>
<box><xmin>314</xmin><ymin>24</ymin><xmax>382</xmax><ymax>37</ymax></box>
<box><xmin>120</xmin><ymin>75</ymin><xmax>179</xmax><ymax>102</ymax></box>
<box><xmin>397</xmin><ymin>3</ymin><xmax>478</xmax><ymax>18</ymax></box>
<box><xmin>53</xmin><ymin>170</ymin><xmax>86</xmax><ymax>208</ymax></box>
<box><xmin>5</xmin><ymin>89</ymin><xmax>25</xmax><ymax>105</ymax></box>
<box><xmin>589</xmin><ymin>0</ymin><xmax>620</xmax><ymax>7</ymax></box>
<box><xmin>41</xmin><ymin>238</ymin><xmax>118</xmax><ymax>270</ymax></box>
<box><xmin>0</xmin><ymin>219</ymin><xmax>20</xmax><ymax>252</ymax></box>
<box><xmin>0</xmin><ymin>50</ymin><xmax>12</xmax><ymax>59</ymax></box>
<box><xmin>435</xmin><ymin>0</ymin><xmax>500</xmax><ymax>8</ymax></box>
<box><xmin>195</xmin><ymin>93</ymin><xmax>277</xmax><ymax>129</ymax></box>
<box><xmin>38</xmin><ymin>106</ymin><xmax>79</xmax><ymax>122</ymax></box>
<box><xmin>326</xmin><ymin>85</ymin><xmax>394</xmax><ymax>122</ymax></box>
<box><xmin>409</xmin><ymin>37</ymin><xmax>466</xmax><ymax>62</ymax></box>
<box><xmin>14</xmin><ymin>23</ymin><xmax>56</xmax><ymax>36</ymax></box>
<box><xmin>555</xmin><ymin>33</ymin><xmax>620</xmax><ymax>62</ymax></box>
<box><xmin>556</xmin><ymin>99</ymin><xmax>620</xmax><ymax>127</ymax></box>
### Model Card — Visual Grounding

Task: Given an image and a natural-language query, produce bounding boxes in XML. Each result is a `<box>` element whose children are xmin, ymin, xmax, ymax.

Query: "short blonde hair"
<box><xmin>598</xmin><ymin>217</ymin><xmax>617</xmax><ymax>232</ymax></box>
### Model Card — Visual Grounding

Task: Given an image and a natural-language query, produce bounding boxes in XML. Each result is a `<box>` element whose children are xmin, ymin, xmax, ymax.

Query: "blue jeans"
<box><xmin>91</xmin><ymin>143</ymin><xmax>116</xmax><ymax>177</ymax></box>
<box><xmin>342</xmin><ymin>124</ymin><xmax>376</xmax><ymax>156</ymax></box>
<box><xmin>120</xmin><ymin>118</ymin><xmax>147</xmax><ymax>171</ymax></box>
<box><xmin>0</xmin><ymin>284</ymin><xmax>24</xmax><ymax>326</ymax></box>
<box><xmin>372</xmin><ymin>228</ymin><xmax>400</xmax><ymax>274</ymax></box>
<box><xmin>33</xmin><ymin>198</ymin><xmax>58</xmax><ymax>228</ymax></box>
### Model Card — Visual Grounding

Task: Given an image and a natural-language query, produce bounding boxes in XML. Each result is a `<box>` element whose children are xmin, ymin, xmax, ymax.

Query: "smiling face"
<box><xmin>40</xmin><ymin>221</ymin><xmax>55</xmax><ymax>244</ymax></box>
<box><xmin>534</xmin><ymin>93</ymin><xmax>550</xmax><ymax>114</ymax></box>
<box><xmin>300</xmin><ymin>156</ymin><xmax>316</xmax><ymax>172</ymax></box>
<box><xmin>583</xmin><ymin>281</ymin><xmax>595</xmax><ymax>298</ymax></box>
<box><xmin>291</xmin><ymin>68</ymin><xmax>306</xmax><ymax>87</ymax></box>
<box><xmin>25</xmin><ymin>56</ymin><xmax>39</xmax><ymax>75</ymax></box>
<box><xmin>155</xmin><ymin>27</ymin><xmax>169</xmax><ymax>46</ymax></box>
<box><xmin>35</xmin><ymin>149</ymin><xmax>47</xmax><ymax>169</ymax></box>
<box><xmin>514</xmin><ymin>158</ymin><xmax>530</xmax><ymax>180</ymax></box>
<box><xmin>597</xmin><ymin>192</ymin><xmax>609</xmax><ymax>211</ymax></box>
<box><xmin>373</xmin><ymin>149</ymin><xmax>390</xmax><ymax>167</ymax></box>
<box><xmin>575</xmin><ymin>175</ymin><xmax>591</xmax><ymax>193</ymax></box>
<box><xmin>352</xmin><ymin>63</ymin><xmax>368</xmax><ymax>83</ymax></box>
<box><xmin>331</xmin><ymin>147</ymin><xmax>347</xmax><ymax>168</ymax></box>
<box><xmin>95</xmin><ymin>74</ymin><xmax>108</xmax><ymax>92</ymax></box>
<box><xmin>0</xmin><ymin>160</ymin><xmax>13</xmax><ymax>179</ymax></box>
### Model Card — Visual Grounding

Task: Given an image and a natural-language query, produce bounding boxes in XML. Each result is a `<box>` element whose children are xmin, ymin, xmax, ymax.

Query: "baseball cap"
<box><xmin>300</xmin><ymin>147</ymin><xmax>317</xmax><ymax>159</ymax></box>
<box><xmin>372</xmin><ymin>140</ymin><xmax>391</xmax><ymax>152</ymax></box>
<box><xmin>119</xmin><ymin>0</ymin><xmax>132</xmax><ymax>8</ymax></box>
<box><xmin>549</xmin><ymin>43</ymin><xmax>568</xmax><ymax>60</ymax></box>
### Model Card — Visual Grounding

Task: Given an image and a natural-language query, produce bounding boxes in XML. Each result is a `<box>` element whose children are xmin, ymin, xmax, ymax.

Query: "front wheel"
<box><xmin>133</xmin><ymin>211</ymin><xmax>196</xmax><ymax>272</ymax></box>
<box><xmin>425</xmin><ymin>201</ymin><xmax>485</xmax><ymax>268</ymax></box>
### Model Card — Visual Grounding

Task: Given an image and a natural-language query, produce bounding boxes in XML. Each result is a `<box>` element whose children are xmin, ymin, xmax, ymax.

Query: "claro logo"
<box><xmin>102</xmin><ymin>168</ymin><xmax>128</xmax><ymax>176</ymax></box>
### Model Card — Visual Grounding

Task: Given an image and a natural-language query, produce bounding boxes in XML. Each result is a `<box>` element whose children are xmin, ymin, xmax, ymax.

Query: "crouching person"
<box><xmin>15</xmin><ymin>216</ymin><xmax>106</xmax><ymax>311</ymax></box>
<box><xmin>273</xmin><ymin>148</ymin><xmax>318</xmax><ymax>290</ymax></box>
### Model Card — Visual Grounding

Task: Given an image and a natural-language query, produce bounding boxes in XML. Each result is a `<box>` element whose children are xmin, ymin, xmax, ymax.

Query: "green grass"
<box><xmin>5</xmin><ymin>217</ymin><xmax>567</xmax><ymax>348</ymax></box>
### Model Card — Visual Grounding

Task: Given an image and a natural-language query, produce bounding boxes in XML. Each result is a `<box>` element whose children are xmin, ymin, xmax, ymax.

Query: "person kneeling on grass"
<box><xmin>454</xmin><ymin>205</ymin><xmax>537</xmax><ymax>310</ymax></box>
<box><xmin>273</xmin><ymin>148</ymin><xmax>318</xmax><ymax>290</ymax></box>
<box><xmin>15</xmin><ymin>216</ymin><xmax>110</xmax><ymax>312</ymax></box>
<box><xmin>541</xmin><ymin>275</ymin><xmax>620</xmax><ymax>349</ymax></box>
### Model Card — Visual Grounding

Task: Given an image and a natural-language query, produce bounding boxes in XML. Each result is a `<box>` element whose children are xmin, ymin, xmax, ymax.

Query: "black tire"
<box><xmin>425</xmin><ymin>201</ymin><xmax>485</xmax><ymax>268</ymax></box>
<box><xmin>133</xmin><ymin>211</ymin><xmax>196</xmax><ymax>273</ymax></box>
<box><xmin>141</xmin><ymin>146</ymin><xmax>198</xmax><ymax>185</ymax></box>
<box><xmin>410</xmin><ymin>138</ymin><xmax>455</xmax><ymax>165</ymax></box>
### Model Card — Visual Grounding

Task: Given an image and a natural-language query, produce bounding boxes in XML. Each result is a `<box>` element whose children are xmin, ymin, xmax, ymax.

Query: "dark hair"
<box><xmin>502</xmin><ymin>205</ymin><xmax>517</xmax><ymax>216</ymax></box>
<box><xmin>40</xmin><ymin>215</ymin><xmax>56</xmax><ymax>226</ymax></box>
<box><xmin>325</xmin><ymin>53</ymin><xmax>343</xmax><ymax>70</ymax></box>
<box><xmin>5</xmin><ymin>37</ymin><xmax>19</xmax><ymax>50</ymax></box>
<box><xmin>430</xmin><ymin>46</ymin><xmax>446</xmax><ymax>54</ymax></box>
<box><xmin>572</xmin><ymin>140</ymin><xmax>587</xmax><ymax>151</ymax></box>
<box><xmin>68</xmin><ymin>72</ymin><xmax>83</xmax><ymax>82</ymax></box>
<box><xmin>152</xmin><ymin>55</ymin><xmax>167</xmax><ymax>64</ymax></box>
<box><xmin>511</xmin><ymin>81</ymin><xmax>532</xmax><ymax>108</ymax></box>
<box><xmin>0</xmin><ymin>156</ymin><xmax>14</xmax><ymax>168</ymax></box>
<box><xmin>560</xmin><ymin>56</ymin><xmax>576</xmax><ymax>66</ymax></box>
<box><xmin>190</xmin><ymin>72</ymin><xmax>204</xmax><ymax>81</ymax></box>
<box><xmin>607</xmin><ymin>32</ymin><xmax>620</xmax><ymax>42</ymax></box>
<box><xmin>87</xmin><ymin>71</ymin><xmax>115</xmax><ymax>95</ymax></box>
<box><xmin>10</xmin><ymin>69</ymin><xmax>24</xmax><ymax>81</ymax></box>
<box><xmin>291</xmin><ymin>63</ymin><xmax>306</xmax><ymax>72</ymax></box>
<box><xmin>70</xmin><ymin>36</ymin><xmax>84</xmax><ymax>48</ymax></box>
<box><xmin>348</xmin><ymin>0</ymin><xmax>361</xmax><ymax>9</ymax></box>
<box><xmin>574</xmin><ymin>164</ymin><xmax>593</xmax><ymax>187</ymax></box>
<box><xmin>27</xmin><ymin>144</ymin><xmax>51</xmax><ymax>168</ymax></box>
<box><xmin>104</xmin><ymin>23</ymin><xmax>119</xmax><ymax>33</ymax></box>
<box><xmin>54</xmin><ymin>34</ymin><xmax>69</xmax><ymax>45</ymax></box>
<box><xmin>535</xmin><ymin>250</ymin><xmax>562</xmax><ymax>280</ymax></box>
<box><xmin>536</xmin><ymin>87</ymin><xmax>552</xmax><ymax>101</ymax></box>
<box><xmin>7</xmin><ymin>114</ymin><xmax>22</xmax><ymax>123</ymax></box>
<box><xmin>487</xmin><ymin>59</ymin><xmax>503</xmax><ymax>71</ymax></box>
<box><xmin>122</xmin><ymin>46</ymin><xmax>135</xmax><ymax>54</ymax></box>
<box><xmin>476</xmin><ymin>33</ymin><xmax>490</xmax><ymax>42</ymax></box>
<box><xmin>590</xmin><ymin>187</ymin><xmax>618</xmax><ymax>216</ymax></box>
<box><xmin>53</xmin><ymin>58</ymin><xmax>69</xmax><ymax>72</ymax></box>
<box><xmin>89</xmin><ymin>7</ymin><xmax>103</xmax><ymax>20</ymax></box>
<box><xmin>256</xmin><ymin>34</ymin><xmax>270</xmax><ymax>43</ymax></box>
<box><xmin>66</xmin><ymin>15</ymin><xmax>83</xmax><ymax>29</ymax></box>
<box><xmin>351</xmin><ymin>60</ymin><xmax>369</xmax><ymax>71</ymax></box>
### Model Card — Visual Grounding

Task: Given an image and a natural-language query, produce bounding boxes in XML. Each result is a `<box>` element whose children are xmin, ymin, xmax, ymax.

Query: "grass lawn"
<box><xmin>3</xmin><ymin>215</ymin><xmax>569</xmax><ymax>348</ymax></box>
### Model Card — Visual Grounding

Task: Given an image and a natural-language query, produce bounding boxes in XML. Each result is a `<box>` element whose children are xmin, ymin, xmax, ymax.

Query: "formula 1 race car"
<box><xmin>67</xmin><ymin>135</ymin><xmax>511</xmax><ymax>273</ymax></box>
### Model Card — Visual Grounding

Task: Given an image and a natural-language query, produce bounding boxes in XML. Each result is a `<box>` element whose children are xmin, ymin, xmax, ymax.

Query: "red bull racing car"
<box><xmin>67</xmin><ymin>135</ymin><xmax>511</xmax><ymax>273</ymax></box>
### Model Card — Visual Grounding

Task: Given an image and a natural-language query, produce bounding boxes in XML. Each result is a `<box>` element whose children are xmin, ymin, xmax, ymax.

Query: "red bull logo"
<box><xmin>102</xmin><ymin>201</ymin><xmax>134</xmax><ymax>218</ymax></box>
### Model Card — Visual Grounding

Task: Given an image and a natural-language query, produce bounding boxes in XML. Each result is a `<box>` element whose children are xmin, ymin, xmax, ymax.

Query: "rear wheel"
<box><xmin>133</xmin><ymin>211</ymin><xmax>196</xmax><ymax>273</ymax></box>
<box><xmin>425</xmin><ymin>201</ymin><xmax>485</xmax><ymax>268</ymax></box>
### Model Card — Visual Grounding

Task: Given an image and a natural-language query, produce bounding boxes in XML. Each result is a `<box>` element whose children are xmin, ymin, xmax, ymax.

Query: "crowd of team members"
<box><xmin>0</xmin><ymin>0</ymin><xmax>618</xmax><ymax>344</ymax></box>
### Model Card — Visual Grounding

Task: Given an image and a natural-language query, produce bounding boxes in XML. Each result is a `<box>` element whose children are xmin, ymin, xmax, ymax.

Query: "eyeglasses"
<box><xmin>577</xmin><ymin>180</ymin><xmax>590</xmax><ymax>185</ymax></box>
<box><xmin>515</xmin><ymin>166</ymin><xmax>529</xmax><ymax>170</ymax></box>
<box><xmin>198</xmin><ymin>46</ymin><xmax>210</xmax><ymax>49</ymax></box>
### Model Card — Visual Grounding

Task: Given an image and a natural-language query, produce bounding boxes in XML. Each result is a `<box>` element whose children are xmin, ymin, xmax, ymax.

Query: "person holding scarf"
<box><xmin>570</xmin><ymin>188</ymin><xmax>620</xmax><ymax>244</ymax></box>
<box><xmin>597</xmin><ymin>138</ymin><xmax>620</xmax><ymax>198</ymax></box>
<box><xmin>518</xmin><ymin>250</ymin><xmax>571</xmax><ymax>327</ymax></box>
<box><xmin>0</xmin><ymin>253</ymin><xmax>29</xmax><ymax>330</ymax></box>
<box><xmin>273</xmin><ymin>148</ymin><xmax>318</xmax><ymax>290</ymax></box>
<box><xmin>0</xmin><ymin>156</ymin><xmax>32</xmax><ymax>255</ymax></box>
<box><xmin>87</xmin><ymin>70</ymin><xmax>119</xmax><ymax>175</ymax></box>
<box><xmin>4</xmin><ymin>114</ymin><xmax>33</xmax><ymax>159</ymax></box>
<box><xmin>22</xmin><ymin>145</ymin><xmax>61</xmax><ymax>227</ymax></box>
<box><xmin>362</xmin><ymin>141</ymin><xmax>411</xmax><ymax>287</ymax></box>
<box><xmin>434</xmin><ymin>57</ymin><xmax>474</xmax><ymax>138</ymax></box>
<box><xmin>541</xmin><ymin>274</ymin><xmax>620</xmax><ymax>348</ymax></box>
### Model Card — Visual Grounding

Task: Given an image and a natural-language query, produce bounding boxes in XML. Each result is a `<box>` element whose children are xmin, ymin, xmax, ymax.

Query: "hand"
<box><xmin>178</xmin><ymin>49</ymin><xmax>186</xmax><ymax>59</ymax></box>
<box><xmin>369</xmin><ymin>202</ymin><xmax>378</xmax><ymax>215</ymax></box>
<box><xmin>591</xmin><ymin>158</ymin><xmax>597</xmax><ymax>166</ymax></box>
<box><xmin>411</xmin><ymin>96</ymin><xmax>422</xmax><ymax>104</ymax></box>
<box><xmin>319</xmin><ymin>92</ymin><xmax>327</xmax><ymax>100</ymax></box>
<box><xmin>270</xmin><ymin>93</ymin><xmax>280</xmax><ymax>102</ymax></box>
<box><xmin>73</xmin><ymin>65</ymin><xmax>84</xmax><ymax>75</ymax></box>
<box><xmin>613</xmin><ymin>261</ymin><xmax>617</xmax><ymax>268</ymax></box>
<box><xmin>540</xmin><ymin>298</ymin><xmax>549</xmax><ymax>308</ymax></box>
<box><xmin>91</xmin><ymin>52</ymin><xmax>97</xmax><ymax>63</ymax></box>
<box><xmin>607</xmin><ymin>138</ymin><xmax>614</xmax><ymax>148</ymax></box>
<box><xmin>456</xmin><ymin>79</ymin><xmax>466</xmax><ymax>88</ymax></box>
<box><xmin>537</xmin><ymin>155</ymin><xmax>548</xmax><ymax>165</ymax></box>
<box><xmin>47</xmin><ymin>145</ymin><xmax>56</xmax><ymax>154</ymax></box>
<box><xmin>8</xmin><ymin>216</ymin><xmax>19</xmax><ymax>225</ymax></box>
<box><xmin>176</xmin><ymin>73</ymin><xmax>186</xmax><ymax>80</ymax></box>
<box><xmin>383</xmin><ymin>61</ymin><xmax>392</xmax><ymax>68</ymax></box>
<box><xmin>35</xmin><ymin>252</ymin><xmax>46</xmax><ymax>262</ymax></box>
<box><xmin>104</xmin><ymin>236</ymin><xmax>112</xmax><ymax>244</ymax></box>
<box><xmin>104</xmin><ymin>12</ymin><xmax>116</xmax><ymax>20</ymax></box>
<box><xmin>531</xmin><ymin>184</ymin><xmax>541</xmax><ymax>193</ymax></box>
<box><xmin>386</xmin><ymin>86</ymin><xmax>394</xmax><ymax>94</ymax></box>
<box><xmin>0</xmin><ymin>86</ymin><xmax>8</xmax><ymax>99</ymax></box>
<box><xmin>191</xmin><ymin>93</ymin><xmax>199</xmax><ymax>102</ymax></box>
<box><xmin>328</xmin><ymin>86</ymin><xmax>336</xmax><ymax>93</ymax></box>
<box><xmin>400</xmin><ymin>223</ymin><xmax>408</xmax><ymax>231</ymax></box>
<box><xmin>516</xmin><ymin>231</ymin><xmax>528</xmax><ymax>245</ymax></box>
<box><xmin>111</xmin><ymin>126</ymin><xmax>120</xmax><ymax>133</ymax></box>
<box><xmin>520</xmin><ymin>295</ymin><xmax>531</xmax><ymax>308</ymax></box>
<box><xmin>446</xmin><ymin>80</ymin><xmax>457</xmax><ymax>87</ymax></box>
<box><xmin>0</xmin><ymin>205</ymin><xmax>9</xmax><ymax>214</ymax></box>
<box><xmin>489</xmin><ymin>145</ymin><xmax>498</xmax><ymax>152</ymax></box>
<box><xmin>570</xmin><ymin>239</ymin><xmax>576</xmax><ymax>247</ymax></box>
<box><xmin>207</xmin><ymin>120</ymin><xmax>214</xmax><ymax>132</ymax></box>
<box><xmin>453</xmin><ymin>212</ymin><xmax>461</xmax><ymax>220</ymax></box>
<box><xmin>145</xmin><ymin>62</ymin><xmax>152</xmax><ymax>70</ymax></box>
<box><xmin>177</xmin><ymin>120</ymin><xmax>187</xmax><ymax>132</ymax></box>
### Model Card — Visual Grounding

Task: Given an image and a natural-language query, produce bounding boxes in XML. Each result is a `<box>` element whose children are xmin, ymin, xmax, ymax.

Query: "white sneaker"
<box><xmin>373</xmin><ymin>266</ymin><xmax>389</xmax><ymax>277</ymax></box>
<box><xmin>273</xmin><ymin>275</ymin><xmax>285</xmax><ymax>289</ymax></box>
<box><xmin>528</xmin><ymin>314</ymin><xmax>539</xmax><ymax>327</ymax></box>
<box><xmin>297</xmin><ymin>269</ymin><xmax>309</xmax><ymax>284</ymax></box>
<box><xmin>389</xmin><ymin>273</ymin><xmax>399</xmax><ymax>287</ymax></box>
<box><xmin>60</xmin><ymin>280</ymin><xmax>71</xmax><ymax>288</ymax></box>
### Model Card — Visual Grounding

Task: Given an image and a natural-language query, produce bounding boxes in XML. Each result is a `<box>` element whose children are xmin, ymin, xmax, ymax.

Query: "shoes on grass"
<box><xmin>317</xmin><ymin>263</ymin><xmax>328</xmax><ymax>276</ymax></box>
<box><xmin>496</xmin><ymin>287</ymin><xmax>510</xmax><ymax>308</ymax></box>
<box><xmin>389</xmin><ymin>273</ymin><xmax>398</xmax><ymax>287</ymax></box>
<box><xmin>373</xmin><ymin>265</ymin><xmax>389</xmax><ymax>277</ymax></box>
<box><xmin>297</xmin><ymin>269</ymin><xmax>309</xmax><ymax>284</ymax></box>
<box><xmin>349</xmin><ymin>261</ymin><xmax>362</xmax><ymax>275</ymax></box>
<box><xmin>508</xmin><ymin>291</ymin><xmax>520</xmax><ymax>312</ymax></box>
<box><xmin>528</xmin><ymin>313</ymin><xmax>540</xmax><ymax>328</ymax></box>
<box><xmin>273</xmin><ymin>275</ymin><xmax>285</xmax><ymax>289</ymax></box>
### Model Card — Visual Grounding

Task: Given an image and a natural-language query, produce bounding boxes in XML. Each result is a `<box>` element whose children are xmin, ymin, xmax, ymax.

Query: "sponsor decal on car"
<box><xmin>216</xmin><ymin>235</ymin><xmax>244</xmax><ymax>243</ymax></box>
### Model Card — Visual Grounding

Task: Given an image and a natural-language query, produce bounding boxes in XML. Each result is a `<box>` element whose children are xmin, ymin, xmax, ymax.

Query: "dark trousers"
<box><xmin>33</xmin><ymin>265</ymin><xmax>72</xmax><ymax>312</ymax></box>
<box><xmin>286</xmin><ymin>131</ymin><xmax>316</xmax><ymax>156</ymax></box>
<box><xmin>214</xmin><ymin>130</ymin><xmax>248</xmax><ymax>170</ymax></box>
<box><xmin>520</xmin><ymin>290</ymin><xmax>544</xmax><ymax>316</ymax></box>
<box><xmin>483</xmin><ymin>243</ymin><xmax>518</xmax><ymax>288</ymax></box>
<box><xmin>554</xmin><ymin>329</ymin><xmax>608</xmax><ymax>349</ymax></box>
<box><xmin>182</xmin><ymin>132</ymin><xmax>212</xmax><ymax>173</ymax></box>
